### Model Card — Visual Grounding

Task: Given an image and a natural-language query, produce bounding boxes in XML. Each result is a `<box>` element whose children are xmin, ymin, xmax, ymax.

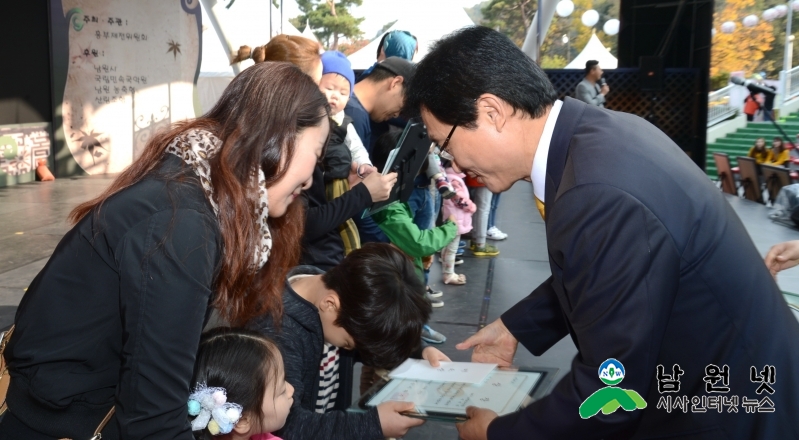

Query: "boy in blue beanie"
<box><xmin>319</xmin><ymin>51</ymin><xmax>373</xmax><ymax>176</ymax></box>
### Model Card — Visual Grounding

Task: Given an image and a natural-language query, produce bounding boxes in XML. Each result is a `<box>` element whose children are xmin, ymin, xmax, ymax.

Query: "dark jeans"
<box><xmin>407</xmin><ymin>187</ymin><xmax>433</xmax><ymax>233</ymax></box>
<box><xmin>488</xmin><ymin>192</ymin><xmax>501</xmax><ymax>229</ymax></box>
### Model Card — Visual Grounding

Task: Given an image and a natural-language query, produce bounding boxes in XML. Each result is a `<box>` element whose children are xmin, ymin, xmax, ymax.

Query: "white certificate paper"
<box><xmin>368</xmin><ymin>370</ymin><xmax>542</xmax><ymax>417</ymax></box>
<box><xmin>389</xmin><ymin>359</ymin><xmax>497</xmax><ymax>384</ymax></box>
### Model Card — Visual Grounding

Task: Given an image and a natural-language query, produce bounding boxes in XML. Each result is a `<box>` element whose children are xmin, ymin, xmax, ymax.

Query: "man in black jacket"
<box><xmin>405</xmin><ymin>27</ymin><xmax>799</xmax><ymax>440</ymax></box>
<box><xmin>253</xmin><ymin>243</ymin><xmax>449</xmax><ymax>440</ymax></box>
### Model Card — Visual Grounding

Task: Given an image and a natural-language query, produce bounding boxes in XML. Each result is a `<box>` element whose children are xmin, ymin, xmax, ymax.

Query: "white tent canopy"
<box><xmin>347</xmin><ymin>0</ymin><xmax>476</xmax><ymax>70</ymax></box>
<box><xmin>198</xmin><ymin>0</ymin><xmax>303</xmax><ymax>113</ymax></box>
<box><xmin>565</xmin><ymin>33</ymin><xmax>618</xmax><ymax>70</ymax></box>
<box><xmin>302</xmin><ymin>20</ymin><xmax>320</xmax><ymax>43</ymax></box>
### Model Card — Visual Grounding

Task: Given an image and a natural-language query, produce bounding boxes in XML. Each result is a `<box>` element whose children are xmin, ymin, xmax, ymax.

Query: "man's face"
<box><xmin>371</xmin><ymin>77</ymin><xmax>405</xmax><ymax>122</ymax></box>
<box><xmin>421</xmin><ymin>104</ymin><xmax>520</xmax><ymax>193</ymax></box>
<box><xmin>592</xmin><ymin>65</ymin><xmax>604</xmax><ymax>81</ymax></box>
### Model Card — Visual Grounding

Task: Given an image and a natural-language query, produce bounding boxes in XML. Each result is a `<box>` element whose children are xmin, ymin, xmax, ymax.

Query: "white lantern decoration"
<box><xmin>776</xmin><ymin>4</ymin><xmax>789</xmax><ymax>17</ymax></box>
<box><xmin>763</xmin><ymin>8</ymin><xmax>778</xmax><ymax>22</ymax></box>
<box><xmin>721</xmin><ymin>21</ymin><xmax>736</xmax><ymax>34</ymax></box>
<box><xmin>603</xmin><ymin>19</ymin><xmax>620</xmax><ymax>36</ymax></box>
<box><xmin>582</xmin><ymin>9</ymin><xmax>599</xmax><ymax>27</ymax></box>
<box><xmin>743</xmin><ymin>14</ymin><xmax>758</xmax><ymax>27</ymax></box>
<box><xmin>556</xmin><ymin>0</ymin><xmax>575</xmax><ymax>18</ymax></box>
<box><xmin>792</xmin><ymin>0</ymin><xmax>799</xmax><ymax>12</ymax></box>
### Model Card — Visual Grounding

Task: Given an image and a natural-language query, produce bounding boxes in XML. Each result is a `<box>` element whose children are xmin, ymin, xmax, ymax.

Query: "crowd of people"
<box><xmin>0</xmin><ymin>24</ymin><xmax>797</xmax><ymax>440</ymax></box>
<box><xmin>0</xmin><ymin>29</ymin><xmax>510</xmax><ymax>440</ymax></box>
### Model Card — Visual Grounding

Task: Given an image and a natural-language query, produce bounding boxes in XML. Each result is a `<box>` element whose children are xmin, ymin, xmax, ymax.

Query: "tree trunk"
<box><xmin>332</xmin><ymin>32</ymin><xmax>339</xmax><ymax>50</ymax></box>
<box><xmin>519</xmin><ymin>0</ymin><xmax>530</xmax><ymax>29</ymax></box>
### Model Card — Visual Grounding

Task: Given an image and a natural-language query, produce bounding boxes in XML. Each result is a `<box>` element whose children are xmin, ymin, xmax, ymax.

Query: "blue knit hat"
<box><xmin>321</xmin><ymin>51</ymin><xmax>355</xmax><ymax>96</ymax></box>
<box><xmin>383</xmin><ymin>30</ymin><xmax>417</xmax><ymax>61</ymax></box>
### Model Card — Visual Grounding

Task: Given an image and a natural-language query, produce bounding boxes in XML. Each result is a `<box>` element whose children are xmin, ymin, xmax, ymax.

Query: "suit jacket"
<box><xmin>488</xmin><ymin>98</ymin><xmax>799</xmax><ymax>439</ymax></box>
<box><xmin>575</xmin><ymin>78</ymin><xmax>606</xmax><ymax>107</ymax></box>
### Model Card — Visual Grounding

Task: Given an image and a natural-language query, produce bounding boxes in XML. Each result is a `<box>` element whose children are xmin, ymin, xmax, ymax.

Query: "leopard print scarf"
<box><xmin>165</xmin><ymin>129</ymin><xmax>271</xmax><ymax>270</ymax></box>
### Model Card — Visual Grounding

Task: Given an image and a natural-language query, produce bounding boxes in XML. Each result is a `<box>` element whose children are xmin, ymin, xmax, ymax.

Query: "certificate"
<box><xmin>365</xmin><ymin>370</ymin><xmax>543</xmax><ymax>418</ymax></box>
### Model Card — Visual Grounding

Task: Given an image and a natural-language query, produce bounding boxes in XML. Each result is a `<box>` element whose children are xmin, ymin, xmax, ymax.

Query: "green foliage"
<box><xmin>465</xmin><ymin>1</ymin><xmax>489</xmax><ymax>25</ymax></box>
<box><xmin>481</xmin><ymin>0</ymin><xmax>535</xmax><ymax>46</ymax></box>
<box><xmin>710</xmin><ymin>72</ymin><xmax>731</xmax><ymax>91</ymax></box>
<box><xmin>540</xmin><ymin>54</ymin><xmax>567</xmax><ymax>68</ymax></box>
<box><xmin>293</xmin><ymin>0</ymin><xmax>364</xmax><ymax>50</ymax></box>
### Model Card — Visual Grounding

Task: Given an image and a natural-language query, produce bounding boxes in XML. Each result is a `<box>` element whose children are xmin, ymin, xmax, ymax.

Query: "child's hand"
<box><xmin>358</xmin><ymin>163</ymin><xmax>375</xmax><ymax>177</ymax></box>
<box><xmin>466</xmin><ymin>200</ymin><xmax>477</xmax><ymax>213</ymax></box>
<box><xmin>422</xmin><ymin>346</ymin><xmax>451</xmax><ymax>367</ymax></box>
<box><xmin>448</xmin><ymin>215</ymin><xmax>457</xmax><ymax>224</ymax></box>
<box><xmin>377</xmin><ymin>401</ymin><xmax>425</xmax><ymax>437</ymax></box>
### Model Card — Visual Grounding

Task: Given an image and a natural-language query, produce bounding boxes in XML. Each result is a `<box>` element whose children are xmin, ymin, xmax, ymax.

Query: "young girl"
<box><xmin>766</xmin><ymin>136</ymin><xmax>790</xmax><ymax>167</ymax></box>
<box><xmin>190</xmin><ymin>328</ymin><xmax>294</xmax><ymax>440</ymax></box>
<box><xmin>748</xmin><ymin>137</ymin><xmax>769</xmax><ymax>164</ymax></box>
<box><xmin>441</xmin><ymin>167</ymin><xmax>475</xmax><ymax>285</ymax></box>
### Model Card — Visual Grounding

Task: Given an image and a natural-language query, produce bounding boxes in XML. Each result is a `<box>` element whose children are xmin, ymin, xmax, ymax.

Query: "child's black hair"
<box><xmin>321</xmin><ymin>243</ymin><xmax>431</xmax><ymax>369</ymax></box>
<box><xmin>371</xmin><ymin>131</ymin><xmax>402</xmax><ymax>173</ymax></box>
<box><xmin>191</xmin><ymin>327</ymin><xmax>283</xmax><ymax>439</ymax></box>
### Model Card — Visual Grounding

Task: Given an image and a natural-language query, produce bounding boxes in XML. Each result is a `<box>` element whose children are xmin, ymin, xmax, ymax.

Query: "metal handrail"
<box><xmin>708</xmin><ymin>85</ymin><xmax>737</xmax><ymax>127</ymax></box>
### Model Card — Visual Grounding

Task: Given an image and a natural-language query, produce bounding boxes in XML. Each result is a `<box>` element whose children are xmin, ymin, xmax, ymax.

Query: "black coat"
<box><xmin>252</xmin><ymin>266</ymin><xmax>383</xmax><ymax>440</ymax></box>
<box><xmin>4</xmin><ymin>155</ymin><xmax>220</xmax><ymax>439</ymax></box>
<box><xmin>489</xmin><ymin>98</ymin><xmax>799</xmax><ymax>439</ymax></box>
<box><xmin>301</xmin><ymin>164</ymin><xmax>371</xmax><ymax>271</ymax></box>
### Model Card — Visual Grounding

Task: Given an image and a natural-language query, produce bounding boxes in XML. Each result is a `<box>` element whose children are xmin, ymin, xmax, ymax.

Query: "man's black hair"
<box><xmin>364</xmin><ymin>65</ymin><xmax>399</xmax><ymax>84</ymax></box>
<box><xmin>403</xmin><ymin>26</ymin><xmax>556</xmax><ymax>127</ymax></box>
<box><xmin>321</xmin><ymin>243</ymin><xmax>431</xmax><ymax>369</ymax></box>
<box><xmin>585</xmin><ymin>60</ymin><xmax>599</xmax><ymax>75</ymax></box>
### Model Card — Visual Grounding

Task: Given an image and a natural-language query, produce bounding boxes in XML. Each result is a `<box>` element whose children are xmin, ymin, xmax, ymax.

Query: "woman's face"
<box><xmin>756</xmin><ymin>139</ymin><xmax>766</xmax><ymax>149</ymax></box>
<box><xmin>267</xmin><ymin>118</ymin><xmax>329</xmax><ymax>217</ymax></box>
<box><xmin>773</xmin><ymin>139</ymin><xmax>782</xmax><ymax>149</ymax></box>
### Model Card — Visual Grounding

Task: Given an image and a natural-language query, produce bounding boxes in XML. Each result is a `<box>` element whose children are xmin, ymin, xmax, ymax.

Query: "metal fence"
<box><xmin>784</xmin><ymin>65</ymin><xmax>799</xmax><ymax>103</ymax></box>
<box><xmin>707</xmin><ymin>85</ymin><xmax>737</xmax><ymax>127</ymax></box>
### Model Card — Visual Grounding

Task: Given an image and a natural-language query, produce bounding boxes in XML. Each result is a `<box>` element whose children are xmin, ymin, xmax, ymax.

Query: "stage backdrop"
<box><xmin>49</xmin><ymin>0</ymin><xmax>202</xmax><ymax>177</ymax></box>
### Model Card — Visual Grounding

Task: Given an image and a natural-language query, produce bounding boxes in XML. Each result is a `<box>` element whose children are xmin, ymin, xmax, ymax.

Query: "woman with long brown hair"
<box><xmin>0</xmin><ymin>62</ymin><xmax>330</xmax><ymax>440</ymax></box>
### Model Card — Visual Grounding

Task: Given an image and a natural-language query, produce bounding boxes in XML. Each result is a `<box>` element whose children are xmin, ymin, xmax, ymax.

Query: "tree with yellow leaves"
<box><xmin>711</xmin><ymin>0</ymin><xmax>775</xmax><ymax>78</ymax></box>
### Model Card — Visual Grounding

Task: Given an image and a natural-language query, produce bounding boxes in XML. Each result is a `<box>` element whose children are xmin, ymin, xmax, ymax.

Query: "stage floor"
<box><xmin>1</xmin><ymin>177</ymin><xmax>799</xmax><ymax>439</ymax></box>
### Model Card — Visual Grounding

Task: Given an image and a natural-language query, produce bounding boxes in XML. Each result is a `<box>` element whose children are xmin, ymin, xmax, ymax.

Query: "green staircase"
<box><xmin>706</xmin><ymin>113</ymin><xmax>799</xmax><ymax>180</ymax></box>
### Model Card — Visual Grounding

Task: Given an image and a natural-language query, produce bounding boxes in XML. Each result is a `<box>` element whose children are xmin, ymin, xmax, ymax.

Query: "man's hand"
<box><xmin>422</xmin><ymin>346</ymin><xmax>451</xmax><ymax>367</ymax></box>
<box><xmin>455</xmin><ymin>318</ymin><xmax>518</xmax><ymax>366</ymax></box>
<box><xmin>600</xmin><ymin>84</ymin><xmax>610</xmax><ymax>95</ymax></box>
<box><xmin>765</xmin><ymin>240</ymin><xmax>799</xmax><ymax>278</ymax></box>
<box><xmin>455</xmin><ymin>407</ymin><xmax>498</xmax><ymax>440</ymax></box>
<box><xmin>376</xmin><ymin>401</ymin><xmax>425</xmax><ymax>437</ymax></box>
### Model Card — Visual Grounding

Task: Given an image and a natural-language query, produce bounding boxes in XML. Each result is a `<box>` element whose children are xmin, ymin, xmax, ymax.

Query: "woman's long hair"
<box><xmin>70</xmin><ymin>62</ymin><xmax>330</xmax><ymax>326</ymax></box>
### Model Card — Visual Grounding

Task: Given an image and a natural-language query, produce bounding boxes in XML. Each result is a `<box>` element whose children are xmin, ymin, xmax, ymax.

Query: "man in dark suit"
<box><xmin>404</xmin><ymin>26</ymin><xmax>799</xmax><ymax>440</ymax></box>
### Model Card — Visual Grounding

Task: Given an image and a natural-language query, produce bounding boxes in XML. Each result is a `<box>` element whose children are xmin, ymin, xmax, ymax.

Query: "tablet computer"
<box><xmin>352</xmin><ymin>366</ymin><xmax>558</xmax><ymax>423</ymax></box>
<box><xmin>364</xmin><ymin>117</ymin><xmax>432</xmax><ymax>217</ymax></box>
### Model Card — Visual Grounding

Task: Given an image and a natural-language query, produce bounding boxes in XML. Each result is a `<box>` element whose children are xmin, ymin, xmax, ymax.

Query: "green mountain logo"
<box><xmin>579</xmin><ymin>359</ymin><xmax>647</xmax><ymax>419</ymax></box>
